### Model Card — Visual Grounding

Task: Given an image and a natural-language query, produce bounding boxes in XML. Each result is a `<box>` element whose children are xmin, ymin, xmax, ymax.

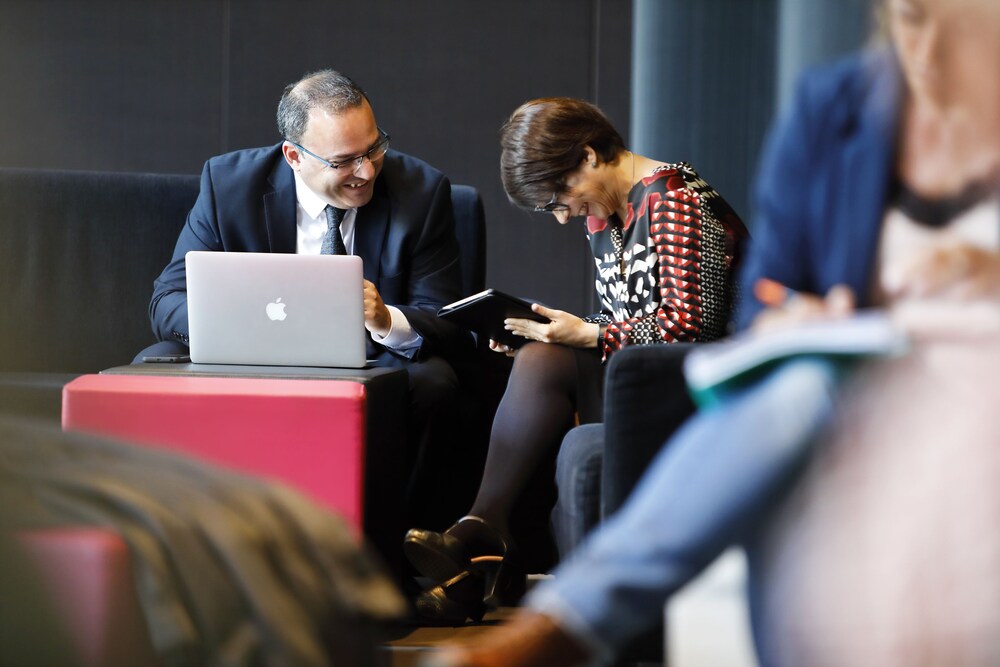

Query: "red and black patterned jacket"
<box><xmin>584</xmin><ymin>163</ymin><xmax>748</xmax><ymax>360</ymax></box>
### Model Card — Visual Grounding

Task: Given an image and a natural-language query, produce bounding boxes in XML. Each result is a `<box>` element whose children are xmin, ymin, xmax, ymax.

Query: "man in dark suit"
<box><xmin>148</xmin><ymin>69</ymin><xmax>470</xmax><ymax>527</ymax></box>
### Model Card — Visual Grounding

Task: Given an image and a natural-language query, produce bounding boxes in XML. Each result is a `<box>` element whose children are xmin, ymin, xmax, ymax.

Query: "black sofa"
<box><xmin>602</xmin><ymin>344</ymin><xmax>697</xmax><ymax>518</ymax></box>
<box><xmin>0</xmin><ymin>167</ymin><xmax>497</xmax><ymax>424</ymax></box>
<box><xmin>0</xmin><ymin>168</ymin><xmax>199</xmax><ymax>420</ymax></box>
<box><xmin>560</xmin><ymin>343</ymin><xmax>695</xmax><ymax>667</ymax></box>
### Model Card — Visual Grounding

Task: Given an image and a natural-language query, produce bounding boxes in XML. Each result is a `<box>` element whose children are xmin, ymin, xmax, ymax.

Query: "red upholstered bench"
<box><xmin>61</xmin><ymin>364</ymin><xmax>408</xmax><ymax>575</ymax></box>
<box><xmin>18</xmin><ymin>527</ymin><xmax>159</xmax><ymax>666</ymax></box>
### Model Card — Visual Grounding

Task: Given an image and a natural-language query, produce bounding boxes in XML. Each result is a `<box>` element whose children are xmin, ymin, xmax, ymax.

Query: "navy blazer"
<box><xmin>150</xmin><ymin>145</ymin><xmax>467</xmax><ymax>361</ymax></box>
<box><xmin>736</xmin><ymin>50</ymin><xmax>904</xmax><ymax>330</ymax></box>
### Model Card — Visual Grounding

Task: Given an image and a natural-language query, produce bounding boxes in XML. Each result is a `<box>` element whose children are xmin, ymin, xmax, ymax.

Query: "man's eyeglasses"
<box><xmin>289</xmin><ymin>129</ymin><xmax>390</xmax><ymax>174</ymax></box>
<box><xmin>534</xmin><ymin>192</ymin><xmax>570</xmax><ymax>213</ymax></box>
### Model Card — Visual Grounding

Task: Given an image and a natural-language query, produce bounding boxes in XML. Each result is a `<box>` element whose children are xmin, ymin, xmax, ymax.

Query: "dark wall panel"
<box><xmin>0</xmin><ymin>0</ymin><xmax>631</xmax><ymax>315</ymax></box>
<box><xmin>777</xmin><ymin>0</ymin><xmax>872</xmax><ymax>110</ymax></box>
<box><xmin>226</xmin><ymin>0</ymin><xmax>630</xmax><ymax>312</ymax></box>
<box><xmin>0</xmin><ymin>1</ymin><xmax>225</xmax><ymax>174</ymax></box>
<box><xmin>632</xmin><ymin>0</ymin><xmax>778</xmax><ymax>227</ymax></box>
<box><xmin>630</xmin><ymin>0</ymin><xmax>872</xmax><ymax>236</ymax></box>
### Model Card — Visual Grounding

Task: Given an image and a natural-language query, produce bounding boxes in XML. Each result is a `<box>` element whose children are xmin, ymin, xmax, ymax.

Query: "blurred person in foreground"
<box><xmin>402</xmin><ymin>97</ymin><xmax>748</xmax><ymax>623</ymax></box>
<box><xmin>0</xmin><ymin>416</ymin><xmax>407</xmax><ymax>665</ymax></box>
<box><xmin>423</xmin><ymin>0</ymin><xmax>1000</xmax><ymax>664</ymax></box>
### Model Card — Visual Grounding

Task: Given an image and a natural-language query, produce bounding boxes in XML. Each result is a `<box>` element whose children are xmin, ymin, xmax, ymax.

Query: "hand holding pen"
<box><xmin>750</xmin><ymin>278</ymin><xmax>856</xmax><ymax>332</ymax></box>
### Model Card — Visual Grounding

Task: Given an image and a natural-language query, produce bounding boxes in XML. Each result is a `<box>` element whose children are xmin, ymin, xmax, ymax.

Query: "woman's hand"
<box><xmin>505</xmin><ymin>304</ymin><xmax>600</xmax><ymax>348</ymax></box>
<box><xmin>488</xmin><ymin>339</ymin><xmax>517</xmax><ymax>357</ymax></box>
<box><xmin>882</xmin><ymin>244</ymin><xmax>1000</xmax><ymax>302</ymax></box>
<box><xmin>882</xmin><ymin>244</ymin><xmax>1000</xmax><ymax>340</ymax></box>
<box><xmin>751</xmin><ymin>278</ymin><xmax>857</xmax><ymax>333</ymax></box>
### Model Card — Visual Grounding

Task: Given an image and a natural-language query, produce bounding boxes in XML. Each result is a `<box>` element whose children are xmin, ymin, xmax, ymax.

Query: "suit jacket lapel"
<box><xmin>264</xmin><ymin>158</ymin><xmax>298</xmax><ymax>254</ymax></box>
<box><xmin>354</xmin><ymin>176</ymin><xmax>389</xmax><ymax>284</ymax></box>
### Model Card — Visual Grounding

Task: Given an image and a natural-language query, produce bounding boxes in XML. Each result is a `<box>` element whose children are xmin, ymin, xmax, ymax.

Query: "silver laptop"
<box><xmin>186</xmin><ymin>251</ymin><xmax>367</xmax><ymax>368</ymax></box>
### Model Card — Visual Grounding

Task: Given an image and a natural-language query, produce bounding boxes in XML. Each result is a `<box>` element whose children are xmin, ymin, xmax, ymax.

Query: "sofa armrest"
<box><xmin>17</xmin><ymin>527</ymin><xmax>158</xmax><ymax>666</ymax></box>
<box><xmin>0</xmin><ymin>372</ymin><xmax>81</xmax><ymax>422</ymax></box>
<box><xmin>601</xmin><ymin>343</ymin><xmax>697</xmax><ymax>517</ymax></box>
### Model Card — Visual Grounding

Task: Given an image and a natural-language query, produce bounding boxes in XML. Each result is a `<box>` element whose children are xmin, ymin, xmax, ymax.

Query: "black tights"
<box><xmin>467</xmin><ymin>342</ymin><xmax>603</xmax><ymax>538</ymax></box>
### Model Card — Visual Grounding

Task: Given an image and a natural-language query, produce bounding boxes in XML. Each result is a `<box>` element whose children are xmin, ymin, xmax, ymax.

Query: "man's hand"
<box><xmin>504</xmin><ymin>304</ymin><xmax>600</xmax><ymax>349</ymax></box>
<box><xmin>363</xmin><ymin>279</ymin><xmax>392</xmax><ymax>337</ymax></box>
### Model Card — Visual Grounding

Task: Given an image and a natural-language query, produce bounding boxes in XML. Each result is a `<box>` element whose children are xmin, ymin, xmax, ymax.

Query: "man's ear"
<box><xmin>281</xmin><ymin>141</ymin><xmax>302</xmax><ymax>170</ymax></box>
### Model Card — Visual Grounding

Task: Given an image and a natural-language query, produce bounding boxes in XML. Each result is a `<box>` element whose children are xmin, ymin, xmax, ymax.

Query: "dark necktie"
<box><xmin>321</xmin><ymin>205</ymin><xmax>347</xmax><ymax>255</ymax></box>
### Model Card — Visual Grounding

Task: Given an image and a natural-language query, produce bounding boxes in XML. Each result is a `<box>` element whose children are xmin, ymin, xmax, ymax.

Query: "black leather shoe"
<box><xmin>404</xmin><ymin>515</ymin><xmax>507</xmax><ymax>584</ymax></box>
<box><xmin>403</xmin><ymin>527</ymin><xmax>468</xmax><ymax>583</ymax></box>
<box><xmin>414</xmin><ymin>569</ymin><xmax>487</xmax><ymax>625</ymax></box>
<box><xmin>479</xmin><ymin>552</ymin><xmax>527</xmax><ymax>609</ymax></box>
<box><xmin>412</xmin><ymin>554</ymin><xmax>526</xmax><ymax>626</ymax></box>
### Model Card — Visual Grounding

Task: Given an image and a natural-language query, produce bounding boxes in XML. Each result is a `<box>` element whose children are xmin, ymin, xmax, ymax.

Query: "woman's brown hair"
<box><xmin>499</xmin><ymin>97</ymin><xmax>626</xmax><ymax>209</ymax></box>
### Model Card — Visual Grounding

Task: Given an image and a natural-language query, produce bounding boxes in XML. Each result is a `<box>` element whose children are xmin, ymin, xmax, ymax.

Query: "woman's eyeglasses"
<box><xmin>534</xmin><ymin>192</ymin><xmax>570</xmax><ymax>213</ymax></box>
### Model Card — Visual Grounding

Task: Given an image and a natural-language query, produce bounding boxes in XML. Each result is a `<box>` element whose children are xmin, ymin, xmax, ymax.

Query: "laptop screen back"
<box><xmin>186</xmin><ymin>251</ymin><xmax>366</xmax><ymax>368</ymax></box>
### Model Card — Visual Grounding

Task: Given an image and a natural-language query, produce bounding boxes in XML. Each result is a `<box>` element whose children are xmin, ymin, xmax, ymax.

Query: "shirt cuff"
<box><xmin>370</xmin><ymin>305</ymin><xmax>422</xmax><ymax>350</ymax></box>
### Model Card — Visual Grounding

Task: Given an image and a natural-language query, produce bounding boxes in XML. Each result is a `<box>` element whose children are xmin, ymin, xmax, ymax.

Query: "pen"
<box><xmin>753</xmin><ymin>278</ymin><xmax>799</xmax><ymax>308</ymax></box>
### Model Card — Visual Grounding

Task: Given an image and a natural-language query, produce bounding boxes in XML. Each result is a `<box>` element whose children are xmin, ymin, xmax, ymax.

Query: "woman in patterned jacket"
<box><xmin>403</xmin><ymin>97</ymin><xmax>748</xmax><ymax>624</ymax></box>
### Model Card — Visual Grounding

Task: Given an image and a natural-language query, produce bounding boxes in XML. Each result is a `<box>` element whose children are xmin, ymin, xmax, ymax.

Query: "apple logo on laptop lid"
<box><xmin>266</xmin><ymin>298</ymin><xmax>287</xmax><ymax>321</ymax></box>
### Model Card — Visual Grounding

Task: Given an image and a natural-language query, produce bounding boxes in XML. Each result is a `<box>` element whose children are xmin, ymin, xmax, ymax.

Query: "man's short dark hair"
<box><xmin>499</xmin><ymin>97</ymin><xmax>626</xmax><ymax>209</ymax></box>
<box><xmin>276</xmin><ymin>70</ymin><xmax>370</xmax><ymax>143</ymax></box>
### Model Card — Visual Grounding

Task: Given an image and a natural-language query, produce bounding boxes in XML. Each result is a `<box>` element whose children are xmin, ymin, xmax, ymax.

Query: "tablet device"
<box><xmin>437</xmin><ymin>289</ymin><xmax>549</xmax><ymax>348</ymax></box>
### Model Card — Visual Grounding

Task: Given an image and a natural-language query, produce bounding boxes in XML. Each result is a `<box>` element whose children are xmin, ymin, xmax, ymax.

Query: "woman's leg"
<box><xmin>464</xmin><ymin>343</ymin><xmax>599</xmax><ymax>538</ymax></box>
<box><xmin>403</xmin><ymin>342</ymin><xmax>601</xmax><ymax>611</ymax></box>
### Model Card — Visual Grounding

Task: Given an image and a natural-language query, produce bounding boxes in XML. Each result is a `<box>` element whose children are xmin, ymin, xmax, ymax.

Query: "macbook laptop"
<box><xmin>186</xmin><ymin>251</ymin><xmax>367</xmax><ymax>368</ymax></box>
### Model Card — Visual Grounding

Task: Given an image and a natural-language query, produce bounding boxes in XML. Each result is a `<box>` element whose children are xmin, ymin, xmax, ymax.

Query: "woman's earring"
<box><xmin>591</xmin><ymin>162</ymin><xmax>597</xmax><ymax>168</ymax></box>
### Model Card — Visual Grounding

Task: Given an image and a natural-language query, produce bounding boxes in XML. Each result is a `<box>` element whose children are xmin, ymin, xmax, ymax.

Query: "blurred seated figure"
<box><xmin>0</xmin><ymin>416</ymin><xmax>406</xmax><ymax>666</ymax></box>
<box><xmin>422</xmin><ymin>0</ymin><xmax>1000</xmax><ymax>664</ymax></box>
<box><xmin>752</xmin><ymin>326</ymin><xmax>999</xmax><ymax>665</ymax></box>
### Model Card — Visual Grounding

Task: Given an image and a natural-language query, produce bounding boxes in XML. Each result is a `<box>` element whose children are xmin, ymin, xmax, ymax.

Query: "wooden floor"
<box><xmin>377</xmin><ymin>608</ymin><xmax>516</xmax><ymax>667</ymax></box>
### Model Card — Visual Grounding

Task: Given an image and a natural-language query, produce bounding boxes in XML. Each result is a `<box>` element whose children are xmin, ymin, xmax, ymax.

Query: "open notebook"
<box><xmin>684</xmin><ymin>311</ymin><xmax>909</xmax><ymax>407</ymax></box>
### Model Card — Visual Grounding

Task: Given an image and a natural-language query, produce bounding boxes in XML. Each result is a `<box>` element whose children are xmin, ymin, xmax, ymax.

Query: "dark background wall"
<box><xmin>0</xmin><ymin>0</ymin><xmax>631</xmax><ymax>315</ymax></box>
<box><xmin>632</xmin><ymin>0</ymin><xmax>779</xmax><ymax>230</ymax></box>
<box><xmin>0</xmin><ymin>0</ymin><xmax>870</xmax><ymax>315</ymax></box>
<box><xmin>630</xmin><ymin>0</ymin><xmax>872</xmax><ymax>242</ymax></box>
